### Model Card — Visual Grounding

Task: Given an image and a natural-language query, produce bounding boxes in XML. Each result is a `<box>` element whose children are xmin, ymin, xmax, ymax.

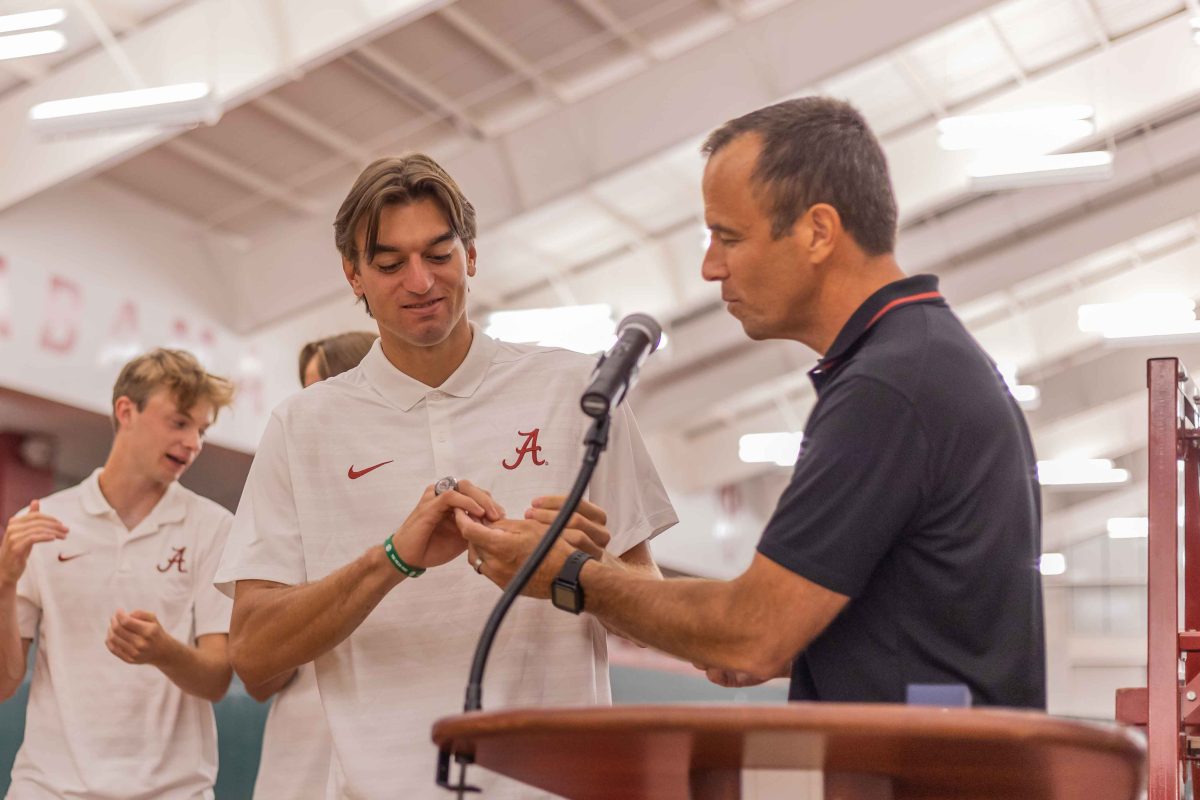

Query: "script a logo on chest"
<box><xmin>502</xmin><ymin>428</ymin><xmax>548</xmax><ymax>470</ymax></box>
<box><xmin>157</xmin><ymin>546</ymin><xmax>187</xmax><ymax>573</ymax></box>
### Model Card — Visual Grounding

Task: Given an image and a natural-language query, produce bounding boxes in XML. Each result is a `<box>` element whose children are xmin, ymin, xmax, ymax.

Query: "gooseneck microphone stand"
<box><xmin>436</xmin><ymin>413</ymin><xmax>612</xmax><ymax>797</ymax></box>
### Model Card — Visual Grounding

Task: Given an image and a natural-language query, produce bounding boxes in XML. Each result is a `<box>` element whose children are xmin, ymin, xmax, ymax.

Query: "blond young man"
<box><xmin>0</xmin><ymin>349</ymin><xmax>237</xmax><ymax>799</ymax></box>
<box><xmin>217</xmin><ymin>155</ymin><xmax>676</xmax><ymax>799</ymax></box>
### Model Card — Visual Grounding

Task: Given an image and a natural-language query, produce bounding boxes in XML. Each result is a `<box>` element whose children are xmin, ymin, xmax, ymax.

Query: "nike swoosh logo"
<box><xmin>348</xmin><ymin>460</ymin><xmax>393</xmax><ymax>480</ymax></box>
<box><xmin>57</xmin><ymin>553</ymin><xmax>86</xmax><ymax>562</ymax></box>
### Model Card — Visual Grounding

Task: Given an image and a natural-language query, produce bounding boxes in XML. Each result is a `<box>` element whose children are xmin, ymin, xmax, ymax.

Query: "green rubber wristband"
<box><xmin>383</xmin><ymin>538</ymin><xmax>426</xmax><ymax>578</ymax></box>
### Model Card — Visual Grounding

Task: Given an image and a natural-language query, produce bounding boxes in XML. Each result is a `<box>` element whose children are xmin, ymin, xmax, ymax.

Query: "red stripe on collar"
<box><xmin>865</xmin><ymin>291</ymin><xmax>943</xmax><ymax>330</ymax></box>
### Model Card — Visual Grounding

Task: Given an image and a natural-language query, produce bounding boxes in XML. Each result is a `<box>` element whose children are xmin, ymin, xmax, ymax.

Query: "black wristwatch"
<box><xmin>551</xmin><ymin>550</ymin><xmax>594</xmax><ymax>614</ymax></box>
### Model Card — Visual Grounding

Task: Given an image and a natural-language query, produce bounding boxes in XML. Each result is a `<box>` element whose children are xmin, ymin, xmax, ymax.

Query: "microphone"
<box><xmin>580</xmin><ymin>314</ymin><xmax>662</xmax><ymax>419</ymax></box>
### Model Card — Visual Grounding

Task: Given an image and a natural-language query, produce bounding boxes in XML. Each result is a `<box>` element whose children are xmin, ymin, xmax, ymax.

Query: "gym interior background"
<box><xmin>2</xmin><ymin>0</ymin><xmax>1197</xmax><ymax>794</ymax></box>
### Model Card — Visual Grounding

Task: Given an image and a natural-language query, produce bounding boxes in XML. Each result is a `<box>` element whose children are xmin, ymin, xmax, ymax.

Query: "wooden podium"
<box><xmin>433</xmin><ymin>704</ymin><xmax>1145</xmax><ymax>799</ymax></box>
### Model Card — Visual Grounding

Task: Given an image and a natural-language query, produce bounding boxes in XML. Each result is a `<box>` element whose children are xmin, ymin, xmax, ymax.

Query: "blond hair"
<box><xmin>298</xmin><ymin>331</ymin><xmax>377</xmax><ymax>386</ymax></box>
<box><xmin>111</xmin><ymin>349</ymin><xmax>235</xmax><ymax>430</ymax></box>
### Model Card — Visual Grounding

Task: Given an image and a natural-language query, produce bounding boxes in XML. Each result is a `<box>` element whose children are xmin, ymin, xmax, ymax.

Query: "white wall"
<box><xmin>0</xmin><ymin>180</ymin><xmax>264</xmax><ymax>450</ymax></box>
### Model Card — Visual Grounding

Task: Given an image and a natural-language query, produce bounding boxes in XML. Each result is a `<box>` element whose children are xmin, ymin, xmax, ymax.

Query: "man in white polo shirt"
<box><xmin>218</xmin><ymin>154</ymin><xmax>677</xmax><ymax>799</ymax></box>
<box><xmin>0</xmin><ymin>349</ymin><xmax>236</xmax><ymax>799</ymax></box>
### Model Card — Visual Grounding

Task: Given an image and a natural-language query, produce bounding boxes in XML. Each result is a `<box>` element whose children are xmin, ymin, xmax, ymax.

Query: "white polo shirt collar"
<box><xmin>79</xmin><ymin>468</ymin><xmax>188</xmax><ymax>538</ymax></box>
<box><xmin>359</xmin><ymin>322</ymin><xmax>499</xmax><ymax>412</ymax></box>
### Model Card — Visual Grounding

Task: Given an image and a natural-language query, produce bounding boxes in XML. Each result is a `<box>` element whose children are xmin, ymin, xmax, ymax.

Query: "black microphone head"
<box><xmin>617</xmin><ymin>313</ymin><xmax>662</xmax><ymax>352</ymax></box>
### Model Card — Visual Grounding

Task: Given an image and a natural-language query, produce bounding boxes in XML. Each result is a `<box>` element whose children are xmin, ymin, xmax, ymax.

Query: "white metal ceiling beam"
<box><xmin>982</xmin><ymin>12</ymin><xmax>1028</xmax><ymax>84</ymax></box>
<box><xmin>889</xmin><ymin>52</ymin><xmax>948</xmax><ymax>118</ymax></box>
<box><xmin>1072</xmin><ymin>0</ymin><xmax>1112</xmax><ymax>49</ymax></box>
<box><xmin>0</xmin><ymin>0</ymin><xmax>448</xmax><ymax>213</ymax></box>
<box><xmin>164</xmin><ymin>139</ymin><xmax>320</xmax><ymax>217</ymax></box>
<box><xmin>226</xmin><ymin>0</ymin><xmax>1002</xmax><ymax>333</ymax></box>
<box><xmin>438</xmin><ymin>5</ymin><xmax>568</xmax><ymax>104</ymax></box>
<box><xmin>712</xmin><ymin>0</ymin><xmax>748</xmax><ymax>23</ymax></box>
<box><xmin>253</xmin><ymin>94</ymin><xmax>371</xmax><ymax>165</ymax></box>
<box><xmin>348</xmin><ymin>45</ymin><xmax>484</xmax><ymax>139</ymax></box>
<box><xmin>567</xmin><ymin>0</ymin><xmax>657</xmax><ymax>62</ymax></box>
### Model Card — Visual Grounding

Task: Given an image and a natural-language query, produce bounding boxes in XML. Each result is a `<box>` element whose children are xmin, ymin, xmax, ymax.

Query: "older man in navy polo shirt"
<box><xmin>463</xmin><ymin>96</ymin><xmax>1046</xmax><ymax>709</ymax></box>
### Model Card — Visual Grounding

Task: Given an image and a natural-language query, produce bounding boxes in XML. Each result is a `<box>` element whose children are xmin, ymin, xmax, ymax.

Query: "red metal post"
<box><xmin>1147</xmin><ymin>358</ymin><xmax>1181</xmax><ymax>800</ymax></box>
<box><xmin>1186</xmin><ymin>439</ymin><xmax>1200</xmax><ymax>669</ymax></box>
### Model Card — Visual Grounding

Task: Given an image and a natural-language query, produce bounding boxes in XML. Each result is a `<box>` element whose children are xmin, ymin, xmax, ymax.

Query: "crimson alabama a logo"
<box><xmin>157</xmin><ymin>546</ymin><xmax>188</xmax><ymax>573</ymax></box>
<box><xmin>502</xmin><ymin>429</ymin><xmax>548</xmax><ymax>470</ymax></box>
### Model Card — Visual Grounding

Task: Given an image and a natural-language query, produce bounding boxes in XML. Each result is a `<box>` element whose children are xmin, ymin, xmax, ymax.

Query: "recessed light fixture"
<box><xmin>486</xmin><ymin>304</ymin><xmax>621</xmax><ymax>354</ymax></box>
<box><xmin>0</xmin><ymin>8</ymin><xmax>66</xmax><ymax>34</ymax></box>
<box><xmin>1036</xmin><ymin>458</ymin><xmax>1129</xmax><ymax>486</ymax></box>
<box><xmin>1038</xmin><ymin>553</ymin><xmax>1066</xmax><ymax>576</ymax></box>
<box><xmin>28</xmin><ymin>82</ymin><xmax>218</xmax><ymax>137</ymax></box>
<box><xmin>0</xmin><ymin>29</ymin><xmax>65</xmax><ymax>60</ymax></box>
<box><xmin>1077</xmin><ymin>293</ymin><xmax>1200</xmax><ymax>339</ymax></box>
<box><xmin>967</xmin><ymin>151</ymin><xmax>1114</xmax><ymax>191</ymax></box>
<box><xmin>738</xmin><ymin>432</ymin><xmax>803</xmax><ymax>467</ymax></box>
<box><xmin>937</xmin><ymin>106</ymin><xmax>1095</xmax><ymax>153</ymax></box>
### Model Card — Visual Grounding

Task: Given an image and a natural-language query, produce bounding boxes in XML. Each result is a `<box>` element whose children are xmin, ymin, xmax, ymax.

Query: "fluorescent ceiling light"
<box><xmin>1077</xmin><ymin>293</ymin><xmax>1200</xmax><ymax>339</ymax></box>
<box><xmin>1010</xmin><ymin>384</ymin><xmax>1040</xmax><ymax>406</ymax></box>
<box><xmin>967</xmin><ymin>151</ymin><xmax>1113</xmax><ymax>191</ymax></box>
<box><xmin>1107</xmin><ymin>508</ymin><xmax>1186</xmax><ymax>538</ymax></box>
<box><xmin>738</xmin><ymin>432</ymin><xmax>802</xmax><ymax>466</ymax></box>
<box><xmin>1036</xmin><ymin>458</ymin><xmax>1129</xmax><ymax>487</ymax></box>
<box><xmin>937</xmin><ymin>106</ymin><xmax>1095</xmax><ymax>153</ymax></box>
<box><xmin>485</xmin><ymin>304</ymin><xmax>617</xmax><ymax>354</ymax></box>
<box><xmin>0</xmin><ymin>29</ymin><xmax>64</xmax><ymax>60</ymax></box>
<box><xmin>28</xmin><ymin>82</ymin><xmax>217</xmax><ymax>136</ymax></box>
<box><xmin>1038</xmin><ymin>553</ymin><xmax>1066</xmax><ymax>576</ymax></box>
<box><xmin>996</xmin><ymin>362</ymin><xmax>1040</xmax><ymax>410</ymax></box>
<box><xmin>0</xmin><ymin>8</ymin><xmax>66</xmax><ymax>34</ymax></box>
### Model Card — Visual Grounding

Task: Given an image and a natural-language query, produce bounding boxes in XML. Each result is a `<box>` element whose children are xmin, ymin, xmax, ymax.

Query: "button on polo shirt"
<box><xmin>13</xmin><ymin>469</ymin><xmax>233</xmax><ymax>800</ymax></box>
<box><xmin>757</xmin><ymin>274</ymin><xmax>1046</xmax><ymax>708</ymax></box>
<box><xmin>216</xmin><ymin>325</ymin><xmax>677</xmax><ymax>800</ymax></box>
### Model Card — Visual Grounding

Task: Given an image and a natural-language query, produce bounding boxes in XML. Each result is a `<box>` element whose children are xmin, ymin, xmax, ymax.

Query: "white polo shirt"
<box><xmin>252</xmin><ymin>663</ymin><xmax>330</xmax><ymax>800</ymax></box>
<box><xmin>216</xmin><ymin>327</ymin><xmax>677</xmax><ymax>800</ymax></box>
<box><xmin>10</xmin><ymin>469</ymin><xmax>233</xmax><ymax>800</ymax></box>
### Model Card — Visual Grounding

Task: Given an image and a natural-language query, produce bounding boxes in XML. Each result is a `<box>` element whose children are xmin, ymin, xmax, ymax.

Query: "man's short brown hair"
<box><xmin>702</xmin><ymin>97</ymin><xmax>898</xmax><ymax>255</ymax></box>
<box><xmin>111</xmin><ymin>349</ymin><xmax>235</xmax><ymax>430</ymax></box>
<box><xmin>334</xmin><ymin>153</ymin><xmax>477</xmax><ymax>267</ymax></box>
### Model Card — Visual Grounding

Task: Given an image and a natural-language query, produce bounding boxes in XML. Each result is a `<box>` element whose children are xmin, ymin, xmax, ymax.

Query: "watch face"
<box><xmin>553</xmin><ymin>583</ymin><xmax>576</xmax><ymax>610</ymax></box>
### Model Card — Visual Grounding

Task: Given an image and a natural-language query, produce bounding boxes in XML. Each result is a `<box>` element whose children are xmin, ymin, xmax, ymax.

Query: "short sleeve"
<box><xmin>757</xmin><ymin>376</ymin><xmax>927</xmax><ymax>598</ymax></box>
<box><xmin>587</xmin><ymin>403</ymin><xmax>677</xmax><ymax>557</ymax></box>
<box><xmin>214</xmin><ymin>412</ymin><xmax>307</xmax><ymax>597</ymax></box>
<box><xmin>194</xmin><ymin>512</ymin><xmax>234</xmax><ymax>637</ymax></box>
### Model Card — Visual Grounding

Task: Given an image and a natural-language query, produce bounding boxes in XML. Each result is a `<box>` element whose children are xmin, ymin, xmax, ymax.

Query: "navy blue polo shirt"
<box><xmin>757</xmin><ymin>274</ymin><xmax>1045</xmax><ymax>708</ymax></box>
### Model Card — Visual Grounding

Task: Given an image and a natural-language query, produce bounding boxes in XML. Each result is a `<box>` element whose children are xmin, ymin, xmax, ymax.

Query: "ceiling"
<box><xmin>2</xmin><ymin>0</ymin><xmax>1198</xmax><ymax>698</ymax></box>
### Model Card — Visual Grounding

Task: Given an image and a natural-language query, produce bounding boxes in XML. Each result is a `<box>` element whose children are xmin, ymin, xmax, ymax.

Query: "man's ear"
<box><xmin>342</xmin><ymin>257</ymin><xmax>363</xmax><ymax>299</ymax></box>
<box><xmin>804</xmin><ymin>203</ymin><xmax>842</xmax><ymax>266</ymax></box>
<box><xmin>113</xmin><ymin>396</ymin><xmax>136</xmax><ymax>430</ymax></box>
<box><xmin>466</xmin><ymin>243</ymin><xmax>477</xmax><ymax>278</ymax></box>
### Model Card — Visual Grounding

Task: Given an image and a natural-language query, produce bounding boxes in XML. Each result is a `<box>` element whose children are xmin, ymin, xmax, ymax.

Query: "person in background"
<box><xmin>298</xmin><ymin>331</ymin><xmax>378</xmax><ymax>389</ymax></box>
<box><xmin>248</xmin><ymin>330</ymin><xmax>377</xmax><ymax>800</ymax></box>
<box><xmin>0</xmin><ymin>349</ymin><xmax>237</xmax><ymax>799</ymax></box>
